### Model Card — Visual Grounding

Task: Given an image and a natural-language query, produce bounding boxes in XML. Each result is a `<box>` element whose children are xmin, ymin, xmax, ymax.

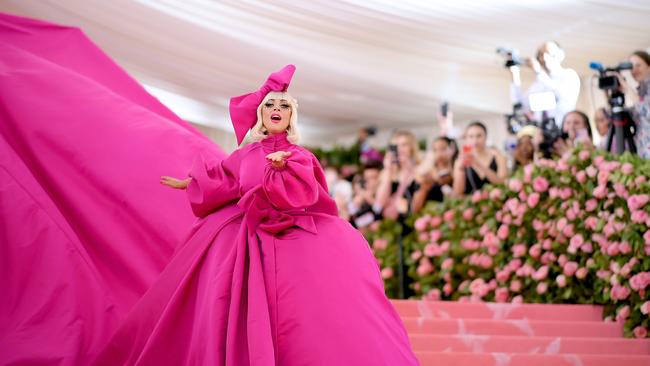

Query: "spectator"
<box><xmin>324</xmin><ymin>166</ymin><xmax>353</xmax><ymax>219</ymax></box>
<box><xmin>348</xmin><ymin>161</ymin><xmax>383</xmax><ymax>229</ymax></box>
<box><xmin>512</xmin><ymin>125</ymin><xmax>538</xmax><ymax>170</ymax></box>
<box><xmin>553</xmin><ymin>110</ymin><xmax>594</xmax><ymax>156</ymax></box>
<box><xmin>412</xmin><ymin>136</ymin><xmax>456</xmax><ymax>212</ymax></box>
<box><xmin>375</xmin><ymin>130</ymin><xmax>421</xmax><ymax>221</ymax></box>
<box><xmin>453</xmin><ymin>121</ymin><xmax>508</xmax><ymax>196</ymax></box>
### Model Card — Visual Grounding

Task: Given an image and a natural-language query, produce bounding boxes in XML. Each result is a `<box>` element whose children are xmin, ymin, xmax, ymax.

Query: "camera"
<box><xmin>504</xmin><ymin>92</ymin><xmax>567</xmax><ymax>158</ymax></box>
<box><xmin>589</xmin><ymin>61</ymin><xmax>636</xmax><ymax>154</ymax></box>
<box><xmin>496</xmin><ymin>47</ymin><xmax>523</xmax><ymax>68</ymax></box>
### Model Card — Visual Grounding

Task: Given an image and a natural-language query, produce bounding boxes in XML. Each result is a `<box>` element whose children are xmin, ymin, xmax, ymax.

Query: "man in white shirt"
<box><xmin>509</xmin><ymin>41</ymin><xmax>581</xmax><ymax>128</ymax></box>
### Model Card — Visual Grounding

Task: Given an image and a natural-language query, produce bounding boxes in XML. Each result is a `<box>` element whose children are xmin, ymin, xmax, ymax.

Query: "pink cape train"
<box><xmin>0</xmin><ymin>12</ymin><xmax>419</xmax><ymax>365</ymax></box>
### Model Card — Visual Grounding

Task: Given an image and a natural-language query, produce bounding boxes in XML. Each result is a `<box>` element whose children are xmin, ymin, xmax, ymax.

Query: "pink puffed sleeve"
<box><xmin>262</xmin><ymin>148</ymin><xmax>338</xmax><ymax>216</ymax></box>
<box><xmin>186</xmin><ymin>150</ymin><xmax>242</xmax><ymax>218</ymax></box>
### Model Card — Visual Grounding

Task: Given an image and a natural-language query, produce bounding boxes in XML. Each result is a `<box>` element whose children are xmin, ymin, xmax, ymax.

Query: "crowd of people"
<box><xmin>322</xmin><ymin>45</ymin><xmax>650</xmax><ymax>232</ymax></box>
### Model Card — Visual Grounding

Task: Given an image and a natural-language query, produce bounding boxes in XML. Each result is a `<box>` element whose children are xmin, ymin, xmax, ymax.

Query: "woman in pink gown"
<box><xmin>93</xmin><ymin>65</ymin><xmax>419</xmax><ymax>365</ymax></box>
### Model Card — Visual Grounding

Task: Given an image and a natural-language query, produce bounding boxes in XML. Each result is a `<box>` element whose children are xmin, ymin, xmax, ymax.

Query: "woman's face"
<box><xmin>432</xmin><ymin>139</ymin><xmax>452</xmax><ymax>165</ymax></box>
<box><xmin>262</xmin><ymin>98</ymin><xmax>292</xmax><ymax>135</ymax></box>
<box><xmin>541</xmin><ymin>42</ymin><xmax>563</xmax><ymax>72</ymax></box>
<box><xmin>630</xmin><ymin>54</ymin><xmax>650</xmax><ymax>83</ymax></box>
<box><xmin>562</xmin><ymin>112</ymin><xmax>588</xmax><ymax>139</ymax></box>
<box><xmin>517</xmin><ymin>136</ymin><xmax>534</xmax><ymax>157</ymax></box>
<box><xmin>464</xmin><ymin>125</ymin><xmax>486</xmax><ymax>151</ymax></box>
<box><xmin>394</xmin><ymin>135</ymin><xmax>413</xmax><ymax>162</ymax></box>
<box><xmin>594</xmin><ymin>109</ymin><xmax>610</xmax><ymax>137</ymax></box>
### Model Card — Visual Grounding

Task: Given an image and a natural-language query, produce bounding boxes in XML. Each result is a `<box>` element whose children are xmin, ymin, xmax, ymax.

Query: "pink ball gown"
<box><xmin>93</xmin><ymin>131</ymin><xmax>420</xmax><ymax>365</ymax></box>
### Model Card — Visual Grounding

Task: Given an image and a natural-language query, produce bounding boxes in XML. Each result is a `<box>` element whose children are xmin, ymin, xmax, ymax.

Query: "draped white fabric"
<box><xmin>2</xmin><ymin>0</ymin><xmax>649</xmax><ymax>148</ymax></box>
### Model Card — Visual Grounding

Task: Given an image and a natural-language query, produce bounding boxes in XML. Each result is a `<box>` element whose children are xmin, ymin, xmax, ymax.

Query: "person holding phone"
<box><xmin>554</xmin><ymin>110</ymin><xmax>594</xmax><ymax>156</ymax></box>
<box><xmin>452</xmin><ymin>121</ymin><xmax>508</xmax><ymax>196</ymax></box>
<box><xmin>375</xmin><ymin>130</ymin><xmax>421</xmax><ymax>221</ymax></box>
<box><xmin>412</xmin><ymin>136</ymin><xmax>457</xmax><ymax>212</ymax></box>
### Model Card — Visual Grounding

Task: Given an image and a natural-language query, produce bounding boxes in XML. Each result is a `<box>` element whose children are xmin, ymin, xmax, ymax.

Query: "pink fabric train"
<box><xmin>0</xmin><ymin>12</ymin><xmax>419</xmax><ymax>365</ymax></box>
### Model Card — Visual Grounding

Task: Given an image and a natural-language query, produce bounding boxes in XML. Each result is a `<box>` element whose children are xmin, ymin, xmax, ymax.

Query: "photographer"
<box><xmin>553</xmin><ymin>110</ymin><xmax>594</xmax><ymax>156</ymax></box>
<box><xmin>613</xmin><ymin>50</ymin><xmax>650</xmax><ymax>158</ymax></box>
<box><xmin>509</xmin><ymin>41</ymin><xmax>581</xmax><ymax>128</ymax></box>
<box><xmin>452</xmin><ymin>122</ymin><xmax>508</xmax><ymax>196</ymax></box>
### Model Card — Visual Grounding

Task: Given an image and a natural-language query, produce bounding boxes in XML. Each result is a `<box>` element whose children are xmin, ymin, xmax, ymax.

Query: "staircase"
<box><xmin>391</xmin><ymin>299</ymin><xmax>650</xmax><ymax>366</ymax></box>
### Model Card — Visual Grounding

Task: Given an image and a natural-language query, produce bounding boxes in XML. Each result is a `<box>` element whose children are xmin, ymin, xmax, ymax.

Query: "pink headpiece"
<box><xmin>229</xmin><ymin>64</ymin><xmax>296</xmax><ymax>145</ymax></box>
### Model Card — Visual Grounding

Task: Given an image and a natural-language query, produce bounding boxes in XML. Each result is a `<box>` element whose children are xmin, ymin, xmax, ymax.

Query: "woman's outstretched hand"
<box><xmin>160</xmin><ymin>176</ymin><xmax>191</xmax><ymax>189</ymax></box>
<box><xmin>266</xmin><ymin>151</ymin><xmax>291</xmax><ymax>169</ymax></box>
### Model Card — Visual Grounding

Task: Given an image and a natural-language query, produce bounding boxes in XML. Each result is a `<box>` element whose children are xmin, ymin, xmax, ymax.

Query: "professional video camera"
<box><xmin>504</xmin><ymin>92</ymin><xmax>567</xmax><ymax>158</ymax></box>
<box><xmin>589</xmin><ymin>61</ymin><xmax>636</xmax><ymax>154</ymax></box>
<box><xmin>496</xmin><ymin>47</ymin><xmax>524</xmax><ymax>68</ymax></box>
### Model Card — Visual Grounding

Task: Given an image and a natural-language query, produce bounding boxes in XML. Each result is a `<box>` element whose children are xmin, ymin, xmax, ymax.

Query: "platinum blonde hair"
<box><xmin>248</xmin><ymin>91</ymin><xmax>300</xmax><ymax>144</ymax></box>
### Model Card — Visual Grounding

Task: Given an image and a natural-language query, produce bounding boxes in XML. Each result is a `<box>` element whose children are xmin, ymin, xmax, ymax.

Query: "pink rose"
<box><xmin>621</xmin><ymin>162</ymin><xmax>634</xmax><ymax>175</ymax></box>
<box><xmin>536</xmin><ymin>282</ymin><xmax>548</xmax><ymax>294</ymax></box>
<box><xmin>597</xmin><ymin>170</ymin><xmax>610</xmax><ymax>185</ymax></box>
<box><xmin>496</xmin><ymin>270</ymin><xmax>510</xmax><ymax>283</ymax></box>
<box><xmin>563</xmin><ymin>261</ymin><xmax>579</xmax><ymax>277</ymax></box>
<box><xmin>418</xmin><ymin>232</ymin><xmax>430</xmax><ymax>242</ymax></box>
<box><xmin>644</xmin><ymin>230</ymin><xmax>650</xmax><ymax>245</ymax></box>
<box><xmin>585</xmin><ymin>199</ymin><xmax>598</xmax><ymax>212</ymax></box>
<box><xmin>527</xmin><ymin>192</ymin><xmax>540</xmax><ymax>208</ymax></box>
<box><xmin>619</xmin><ymin>242</ymin><xmax>632</xmax><ymax>255</ymax></box>
<box><xmin>410</xmin><ymin>250</ymin><xmax>422</xmax><ymax>261</ymax></box>
<box><xmin>575</xmin><ymin>267</ymin><xmax>588</xmax><ymax>279</ymax></box>
<box><xmin>443</xmin><ymin>283</ymin><xmax>453</xmax><ymax>296</ymax></box>
<box><xmin>512</xmin><ymin>244</ymin><xmax>526</xmax><ymax>258</ymax></box>
<box><xmin>495</xmin><ymin>287</ymin><xmax>509</xmax><ymax>303</ymax></box>
<box><xmin>578</xmin><ymin>149</ymin><xmax>590</xmax><ymax>161</ymax></box>
<box><xmin>497</xmin><ymin>224</ymin><xmax>510</xmax><ymax>240</ymax></box>
<box><xmin>511</xmin><ymin>295</ymin><xmax>524</xmax><ymax>304</ymax></box>
<box><xmin>556</xmin><ymin>275</ymin><xmax>567</xmax><ymax>288</ymax></box>
<box><xmin>463</xmin><ymin>207</ymin><xmax>474</xmax><ymax>221</ymax></box>
<box><xmin>381</xmin><ymin>267</ymin><xmax>394</xmax><ymax>279</ymax></box>
<box><xmin>633</xmin><ymin>326</ymin><xmax>648</xmax><ymax>339</ymax></box>
<box><xmin>613</xmin><ymin>182</ymin><xmax>627</xmax><ymax>198</ymax></box>
<box><xmin>441</xmin><ymin>258</ymin><xmax>454</xmax><ymax>270</ymax></box>
<box><xmin>610</xmin><ymin>284</ymin><xmax>631</xmax><ymax>301</ymax></box>
<box><xmin>489</xmin><ymin>188</ymin><xmax>503</xmax><ymax>200</ymax></box>
<box><xmin>509</xmin><ymin>279</ymin><xmax>522</xmax><ymax>292</ymax></box>
<box><xmin>581</xmin><ymin>242</ymin><xmax>593</xmax><ymax>253</ymax></box>
<box><xmin>430</xmin><ymin>230</ymin><xmax>442</xmax><ymax>243</ymax></box>
<box><xmin>627</xmin><ymin>194</ymin><xmax>649</xmax><ymax>211</ymax></box>
<box><xmin>529</xmin><ymin>244</ymin><xmax>542</xmax><ymax>259</ymax></box>
<box><xmin>570</xmin><ymin>234</ymin><xmax>584</xmax><ymax>248</ymax></box>
<box><xmin>508</xmin><ymin>178</ymin><xmax>523</xmax><ymax>192</ymax></box>
<box><xmin>585</xmin><ymin>216</ymin><xmax>598</xmax><ymax>230</ymax></box>
<box><xmin>472</xmin><ymin>191</ymin><xmax>482</xmax><ymax>203</ymax></box>
<box><xmin>373</xmin><ymin>238</ymin><xmax>388</xmax><ymax>250</ymax></box>
<box><xmin>616</xmin><ymin>305</ymin><xmax>630</xmax><ymax>321</ymax></box>
<box><xmin>443</xmin><ymin>210</ymin><xmax>455</xmax><ymax>222</ymax></box>
<box><xmin>586</xmin><ymin>165</ymin><xmax>597</xmax><ymax>177</ymax></box>
<box><xmin>414</xmin><ymin>216</ymin><xmax>430</xmax><ymax>232</ymax></box>
<box><xmin>559</xmin><ymin>187</ymin><xmax>573</xmax><ymax>200</ymax></box>
<box><xmin>575</xmin><ymin>170</ymin><xmax>587</xmax><ymax>184</ymax></box>
<box><xmin>562</xmin><ymin>224</ymin><xmax>574</xmax><ymax>238</ymax></box>
<box><xmin>430</xmin><ymin>216</ymin><xmax>442</xmax><ymax>227</ymax></box>
<box><xmin>641</xmin><ymin>301</ymin><xmax>650</xmax><ymax>315</ymax></box>
<box><xmin>533</xmin><ymin>265</ymin><xmax>549</xmax><ymax>280</ymax></box>
<box><xmin>593</xmin><ymin>185</ymin><xmax>608</xmax><ymax>199</ymax></box>
<box><xmin>636</xmin><ymin>175</ymin><xmax>647</xmax><ymax>186</ymax></box>
<box><xmin>533</xmin><ymin>176</ymin><xmax>550</xmax><ymax>193</ymax></box>
<box><xmin>417</xmin><ymin>258</ymin><xmax>434</xmax><ymax>276</ymax></box>
<box><xmin>632</xmin><ymin>210</ymin><xmax>649</xmax><ymax>224</ymax></box>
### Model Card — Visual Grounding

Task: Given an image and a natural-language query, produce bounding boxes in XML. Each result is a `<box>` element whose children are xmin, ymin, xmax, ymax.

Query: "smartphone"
<box><xmin>388</xmin><ymin>144</ymin><xmax>399</xmax><ymax>166</ymax></box>
<box><xmin>440</xmin><ymin>102</ymin><xmax>449</xmax><ymax>117</ymax></box>
<box><xmin>462</xmin><ymin>144</ymin><xmax>473</xmax><ymax>154</ymax></box>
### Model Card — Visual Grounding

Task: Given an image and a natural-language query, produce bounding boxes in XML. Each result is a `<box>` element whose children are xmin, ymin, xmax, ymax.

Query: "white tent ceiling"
<box><xmin>2</xmin><ymin>0</ymin><xmax>650</xmax><ymax>148</ymax></box>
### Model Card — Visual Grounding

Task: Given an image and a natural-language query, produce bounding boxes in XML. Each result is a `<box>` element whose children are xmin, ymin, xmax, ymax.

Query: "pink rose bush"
<box><xmin>366</xmin><ymin>146</ymin><xmax>650</xmax><ymax>338</ymax></box>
